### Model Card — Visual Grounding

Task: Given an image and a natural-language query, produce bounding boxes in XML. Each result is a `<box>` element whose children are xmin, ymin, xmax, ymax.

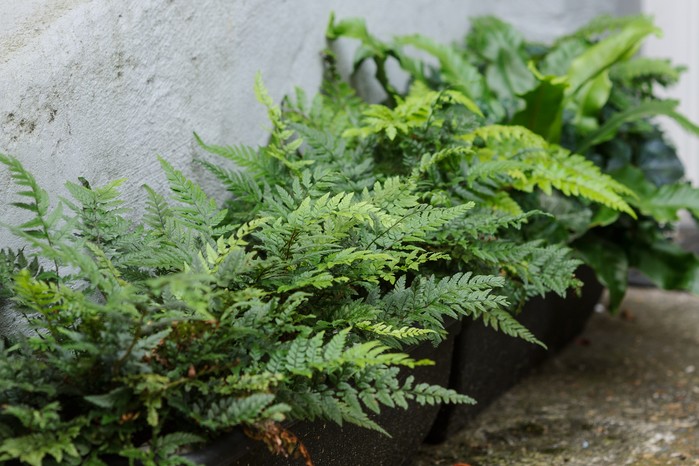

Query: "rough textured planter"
<box><xmin>427</xmin><ymin>265</ymin><xmax>603</xmax><ymax>442</ymax></box>
<box><xmin>182</xmin><ymin>320</ymin><xmax>460</xmax><ymax>465</ymax></box>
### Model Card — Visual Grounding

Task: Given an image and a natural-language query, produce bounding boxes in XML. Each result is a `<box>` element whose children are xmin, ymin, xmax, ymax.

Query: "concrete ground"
<box><xmin>413</xmin><ymin>286</ymin><xmax>699</xmax><ymax>465</ymax></box>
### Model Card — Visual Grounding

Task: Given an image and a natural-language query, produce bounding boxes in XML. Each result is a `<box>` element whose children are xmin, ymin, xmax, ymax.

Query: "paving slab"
<box><xmin>414</xmin><ymin>287</ymin><xmax>699</xmax><ymax>466</ymax></box>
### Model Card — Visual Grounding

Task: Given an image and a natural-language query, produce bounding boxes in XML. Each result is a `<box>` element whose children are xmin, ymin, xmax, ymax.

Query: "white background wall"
<box><xmin>0</xmin><ymin>0</ymin><xmax>636</xmax><ymax>252</ymax></box>
<box><xmin>642</xmin><ymin>0</ymin><xmax>699</xmax><ymax>186</ymax></box>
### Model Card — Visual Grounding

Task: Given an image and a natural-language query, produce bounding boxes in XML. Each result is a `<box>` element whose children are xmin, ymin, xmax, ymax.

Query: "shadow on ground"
<box><xmin>414</xmin><ymin>287</ymin><xmax>699</xmax><ymax>466</ymax></box>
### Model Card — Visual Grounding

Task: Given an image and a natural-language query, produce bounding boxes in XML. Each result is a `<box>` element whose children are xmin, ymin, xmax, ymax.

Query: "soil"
<box><xmin>412</xmin><ymin>287</ymin><xmax>699</xmax><ymax>466</ymax></box>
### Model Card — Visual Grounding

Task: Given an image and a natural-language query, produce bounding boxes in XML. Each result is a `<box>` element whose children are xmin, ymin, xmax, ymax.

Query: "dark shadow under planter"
<box><xmin>183</xmin><ymin>320</ymin><xmax>461</xmax><ymax>466</ymax></box>
<box><xmin>426</xmin><ymin>265</ymin><xmax>603</xmax><ymax>442</ymax></box>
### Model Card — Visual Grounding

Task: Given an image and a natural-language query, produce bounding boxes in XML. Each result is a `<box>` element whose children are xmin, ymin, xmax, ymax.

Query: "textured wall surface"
<box><xmin>0</xmin><ymin>0</ymin><xmax>635</xmax><ymax>253</ymax></box>
<box><xmin>642</xmin><ymin>0</ymin><xmax>699</xmax><ymax>186</ymax></box>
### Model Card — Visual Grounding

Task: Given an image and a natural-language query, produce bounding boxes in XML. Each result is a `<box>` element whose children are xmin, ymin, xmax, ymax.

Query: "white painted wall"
<box><xmin>0</xmin><ymin>0</ymin><xmax>635</xmax><ymax>255</ymax></box>
<box><xmin>642</xmin><ymin>0</ymin><xmax>699</xmax><ymax>186</ymax></box>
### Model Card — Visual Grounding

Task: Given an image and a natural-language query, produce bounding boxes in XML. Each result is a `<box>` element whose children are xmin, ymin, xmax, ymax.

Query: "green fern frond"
<box><xmin>540</xmin><ymin>149</ymin><xmax>636</xmax><ymax>217</ymax></box>
<box><xmin>255</xmin><ymin>74</ymin><xmax>313</xmax><ymax>174</ymax></box>
<box><xmin>0</xmin><ymin>248</ymin><xmax>42</xmax><ymax>300</ymax></box>
<box><xmin>153</xmin><ymin>432</ymin><xmax>205</xmax><ymax>461</ymax></box>
<box><xmin>479</xmin><ymin>307</ymin><xmax>545</xmax><ymax>347</ymax></box>
<box><xmin>464</xmin><ymin>158</ymin><xmax>531</xmax><ymax>185</ymax></box>
<box><xmin>611</xmin><ymin>57</ymin><xmax>685</xmax><ymax>87</ymax></box>
<box><xmin>158</xmin><ymin>157</ymin><xmax>231</xmax><ymax>236</ymax></box>
<box><xmin>143</xmin><ymin>185</ymin><xmax>174</xmax><ymax>235</ymax></box>
<box><xmin>0</xmin><ymin>155</ymin><xmax>51</xmax><ymax>229</ymax></box>
<box><xmin>356</xmin><ymin>321</ymin><xmax>437</xmax><ymax>344</ymax></box>
<box><xmin>12</xmin><ymin>270</ymin><xmax>62</xmax><ymax>317</ymax></box>
<box><xmin>0</xmin><ymin>154</ymin><xmax>68</xmax><ymax>255</ymax></box>
<box><xmin>405</xmin><ymin>379</ymin><xmax>475</xmax><ymax>405</ymax></box>
<box><xmin>446</xmin><ymin>234</ymin><xmax>580</xmax><ymax>299</ymax></box>
<box><xmin>395</xmin><ymin>34</ymin><xmax>485</xmax><ymax>99</ymax></box>
<box><xmin>344</xmin><ymin>82</ymin><xmax>481</xmax><ymax>141</ymax></box>
<box><xmin>327</xmin><ymin>339</ymin><xmax>431</xmax><ymax>371</ymax></box>
<box><xmin>64</xmin><ymin>178</ymin><xmax>146</xmax><ymax>266</ymax></box>
<box><xmin>461</xmin><ymin>125</ymin><xmax>636</xmax><ymax>216</ymax></box>
<box><xmin>447</xmin><ymin>209</ymin><xmax>543</xmax><ymax>237</ymax></box>
<box><xmin>194</xmin><ymin>133</ymin><xmax>265</xmax><ymax>175</ymax></box>
<box><xmin>191</xmin><ymin>394</ymin><xmax>284</xmax><ymax>429</ymax></box>
<box><xmin>0</xmin><ymin>404</ymin><xmax>82</xmax><ymax>466</ymax></box>
<box><xmin>292</xmin><ymin>123</ymin><xmax>347</xmax><ymax>162</ymax></box>
<box><xmin>379</xmin><ymin>273</ymin><xmax>516</xmax><ymax>336</ymax></box>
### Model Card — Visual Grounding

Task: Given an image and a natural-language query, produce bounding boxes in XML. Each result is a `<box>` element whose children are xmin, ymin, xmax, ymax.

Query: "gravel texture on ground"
<box><xmin>413</xmin><ymin>287</ymin><xmax>699</xmax><ymax>466</ymax></box>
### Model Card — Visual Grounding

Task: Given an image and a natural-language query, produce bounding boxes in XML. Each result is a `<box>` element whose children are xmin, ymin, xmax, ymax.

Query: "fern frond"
<box><xmin>479</xmin><ymin>307</ymin><xmax>544</xmax><ymax>347</ymax></box>
<box><xmin>396</xmin><ymin>35</ymin><xmax>485</xmax><ymax>99</ymax></box>
<box><xmin>291</xmin><ymin>123</ymin><xmax>347</xmax><ymax>162</ymax></box>
<box><xmin>153</xmin><ymin>432</ymin><xmax>205</xmax><ymax>460</ymax></box>
<box><xmin>158</xmin><ymin>157</ymin><xmax>231</xmax><ymax>236</ymax></box>
<box><xmin>194</xmin><ymin>133</ymin><xmax>262</xmax><ymax>173</ymax></box>
<box><xmin>542</xmin><ymin>149</ymin><xmax>636</xmax><ymax>216</ymax></box>
<box><xmin>379</xmin><ymin>273</ymin><xmax>519</xmax><ymax>338</ymax></box>
<box><xmin>143</xmin><ymin>185</ymin><xmax>173</xmax><ymax>235</ymax></box>
<box><xmin>0</xmin><ymin>248</ymin><xmax>42</xmax><ymax>300</ymax></box>
<box><xmin>447</xmin><ymin>209</ymin><xmax>543</xmax><ymax>237</ymax></box>
<box><xmin>464</xmin><ymin>159</ymin><xmax>531</xmax><ymax>185</ymax></box>
<box><xmin>0</xmin><ymin>155</ymin><xmax>68</xmax><ymax>255</ymax></box>
<box><xmin>0</xmin><ymin>155</ymin><xmax>51</xmax><ymax>229</ymax></box>
<box><xmin>611</xmin><ymin>57</ymin><xmax>685</xmax><ymax>87</ymax></box>
<box><xmin>356</xmin><ymin>321</ymin><xmax>437</xmax><ymax>347</ymax></box>
<box><xmin>405</xmin><ymin>379</ymin><xmax>475</xmax><ymax>406</ymax></box>
<box><xmin>344</xmin><ymin>82</ymin><xmax>481</xmax><ymax>141</ymax></box>
<box><xmin>255</xmin><ymin>74</ymin><xmax>313</xmax><ymax>175</ymax></box>
<box><xmin>461</xmin><ymin>125</ymin><xmax>636</xmax><ymax>216</ymax></box>
<box><xmin>0</xmin><ymin>405</ymin><xmax>82</xmax><ymax>466</ymax></box>
<box><xmin>64</xmin><ymin>178</ymin><xmax>145</xmax><ymax>265</ymax></box>
<box><xmin>446</xmin><ymin>232</ymin><xmax>580</xmax><ymax>299</ymax></box>
<box><xmin>556</xmin><ymin>14</ymin><xmax>650</xmax><ymax>43</ymax></box>
<box><xmin>191</xmin><ymin>394</ymin><xmax>285</xmax><ymax>429</ymax></box>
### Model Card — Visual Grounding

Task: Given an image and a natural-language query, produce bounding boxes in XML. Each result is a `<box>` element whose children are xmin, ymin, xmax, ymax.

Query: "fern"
<box><xmin>610</xmin><ymin>57</ymin><xmax>685</xmax><ymax>87</ymax></box>
<box><xmin>194</xmin><ymin>134</ymin><xmax>264</xmax><ymax>175</ymax></box>
<box><xmin>371</xmin><ymin>273</ymin><xmax>548</xmax><ymax>344</ymax></box>
<box><xmin>158</xmin><ymin>157</ymin><xmax>231</xmax><ymax>236</ymax></box>
<box><xmin>406</xmin><ymin>378</ymin><xmax>474</xmax><ymax>406</ymax></box>
<box><xmin>0</xmin><ymin>248</ymin><xmax>42</xmax><ymax>301</ymax></box>
<box><xmin>577</xmin><ymin>99</ymin><xmax>699</xmax><ymax>153</ymax></box>
<box><xmin>356</xmin><ymin>321</ymin><xmax>437</xmax><ymax>346</ymax></box>
<box><xmin>191</xmin><ymin>394</ymin><xmax>287</xmax><ymax>430</ymax></box>
<box><xmin>0</xmin><ymin>154</ymin><xmax>71</xmax><ymax>276</ymax></box>
<box><xmin>396</xmin><ymin>34</ymin><xmax>486</xmax><ymax>99</ymax></box>
<box><xmin>461</xmin><ymin>125</ymin><xmax>636</xmax><ymax>216</ymax></box>
<box><xmin>344</xmin><ymin>82</ymin><xmax>481</xmax><ymax>141</ymax></box>
<box><xmin>0</xmin><ymin>424</ymin><xmax>82</xmax><ymax>466</ymax></box>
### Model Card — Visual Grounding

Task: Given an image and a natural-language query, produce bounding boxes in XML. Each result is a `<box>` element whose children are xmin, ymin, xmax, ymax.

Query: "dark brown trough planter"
<box><xmin>181</xmin><ymin>320</ymin><xmax>461</xmax><ymax>465</ymax></box>
<box><xmin>427</xmin><ymin>265</ymin><xmax>603</xmax><ymax>442</ymax></box>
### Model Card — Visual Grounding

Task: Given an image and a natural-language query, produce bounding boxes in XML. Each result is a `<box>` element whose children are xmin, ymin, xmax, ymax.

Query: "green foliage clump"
<box><xmin>8</xmin><ymin>11</ymin><xmax>692</xmax><ymax>463</ymax></box>
<box><xmin>0</xmin><ymin>71</ymin><xmax>590</xmax><ymax>464</ymax></box>
<box><xmin>279</xmin><ymin>58</ymin><xmax>629</xmax><ymax>308</ymax></box>
<box><xmin>327</xmin><ymin>12</ymin><xmax>699</xmax><ymax>311</ymax></box>
<box><xmin>3</xmin><ymin>141</ymin><xmax>506</xmax><ymax>463</ymax></box>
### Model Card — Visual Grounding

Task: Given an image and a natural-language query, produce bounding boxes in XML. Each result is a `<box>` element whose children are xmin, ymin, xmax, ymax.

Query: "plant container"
<box><xmin>181</xmin><ymin>320</ymin><xmax>461</xmax><ymax>465</ymax></box>
<box><xmin>427</xmin><ymin>265</ymin><xmax>603</xmax><ymax>442</ymax></box>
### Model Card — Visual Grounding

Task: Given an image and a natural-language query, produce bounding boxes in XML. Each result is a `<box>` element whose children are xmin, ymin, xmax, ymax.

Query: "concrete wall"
<box><xmin>642</xmin><ymin>0</ymin><xmax>699</xmax><ymax>186</ymax></box>
<box><xmin>0</xmin><ymin>0</ymin><xmax>636</xmax><ymax>251</ymax></box>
